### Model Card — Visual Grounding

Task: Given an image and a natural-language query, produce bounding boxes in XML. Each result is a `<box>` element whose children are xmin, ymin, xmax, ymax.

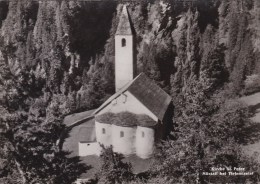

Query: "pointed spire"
<box><xmin>116</xmin><ymin>5</ymin><xmax>134</xmax><ymax>35</ymax></box>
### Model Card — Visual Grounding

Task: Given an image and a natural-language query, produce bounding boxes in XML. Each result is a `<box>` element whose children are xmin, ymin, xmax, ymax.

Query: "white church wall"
<box><xmin>95</xmin><ymin>121</ymin><xmax>112</xmax><ymax>147</ymax></box>
<box><xmin>115</xmin><ymin>35</ymin><xmax>134</xmax><ymax>91</ymax></box>
<box><xmin>98</xmin><ymin>91</ymin><xmax>158</xmax><ymax>121</ymax></box>
<box><xmin>78</xmin><ymin>142</ymin><xmax>101</xmax><ymax>156</ymax></box>
<box><xmin>112</xmin><ymin>124</ymin><xmax>136</xmax><ymax>155</ymax></box>
<box><xmin>136</xmin><ymin>126</ymin><xmax>155</xmax><ymax>159</ymax></box>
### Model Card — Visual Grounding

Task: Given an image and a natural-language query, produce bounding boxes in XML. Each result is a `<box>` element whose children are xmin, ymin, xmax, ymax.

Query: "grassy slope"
<box><xmin>240</xmin><ymin>93</ymin><xmax>260</xmax><ymax>162</ymax></box>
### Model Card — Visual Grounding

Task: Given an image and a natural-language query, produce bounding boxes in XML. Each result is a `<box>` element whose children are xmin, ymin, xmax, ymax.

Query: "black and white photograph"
<box><xmin>0</xmin><ymin>0</ymin><xmax>260</xmax><ymax>183</ymax></box>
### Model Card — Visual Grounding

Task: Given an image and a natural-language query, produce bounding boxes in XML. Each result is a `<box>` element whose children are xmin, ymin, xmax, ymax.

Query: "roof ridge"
<box><xmin>127</xmin><ymin>74</ymin><xmax>172</xmax><ymax>120</ymax></box>
<box><xmin>93</xmin><ymin>73</ymin><xmax>172</xmax><ymax>121</ymax></box>
<box><xmin>93</xmin><ymin>73</ymin><xmax>143</xmax><ymax>115</ymax></box>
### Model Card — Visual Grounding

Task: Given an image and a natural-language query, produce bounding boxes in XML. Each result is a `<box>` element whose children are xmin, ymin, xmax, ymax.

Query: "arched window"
<box><xmin>121</xmin><ymin>38</ymin><xmax>126</xmax><ymax>47</ymax></box>
<box><xmin>102</xmin><ymin>128</ymin><xmax>106</xmax><ymax>134</ymax></box>
<box><xmin>120</xmin><ymin>131</ymin><xmax>124</xmax><ymax>137</ymax></box>
<box><xmin>142</xmin><ymin>131</ymin><xmax>145</xmax><ymax>138</ymax></box>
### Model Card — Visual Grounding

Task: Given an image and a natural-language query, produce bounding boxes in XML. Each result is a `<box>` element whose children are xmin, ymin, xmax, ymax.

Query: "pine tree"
<box><xmin>98</xmin><ymin>145</ymin><xmax>134</xmax><ymax>184</ymax></box>
<box><xmin>0</xmin><ymin>49</ymin><xmax>89</xmax><ymax>183</ymax></box>
<box><xmin>151</xmin><ymin>78</ymin><xmax>260</xmax><ymax>183</ymax></box>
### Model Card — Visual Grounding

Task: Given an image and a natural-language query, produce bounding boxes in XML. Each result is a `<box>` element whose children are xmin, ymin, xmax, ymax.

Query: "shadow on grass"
<box><xmin>249</xmin><ymin>103</ymin><xmax>260</xmax><ymax>113</ymax></box>
<box><xmin>239</xmin><ymin>103</ymin><xmax>260</xmax><ymax>145</ymax></box>
<box><xmin>239</xmin><ymin>122</ymin><xmax>260</xmax><ymax>145</ymax></box>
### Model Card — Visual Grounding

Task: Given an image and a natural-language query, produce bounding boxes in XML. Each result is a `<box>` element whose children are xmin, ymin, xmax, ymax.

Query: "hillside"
<box><xmin>0</xmin><ymin>0</ymin><xmax>260</xmax><ymax>183</ymax></box>
<box><xmin>0</xmin><ymin>0</ymin><xmax>260</xmax><ymax>113</ymax></box>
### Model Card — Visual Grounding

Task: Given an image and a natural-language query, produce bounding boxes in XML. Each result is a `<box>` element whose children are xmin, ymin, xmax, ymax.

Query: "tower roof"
<box><xmin>116</xmin><ymin>5</ymin><xmax>134</xmax><ymax>35</ymax></box>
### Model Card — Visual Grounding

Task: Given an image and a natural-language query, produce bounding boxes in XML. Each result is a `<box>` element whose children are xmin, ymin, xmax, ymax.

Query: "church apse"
<box><xmin>95</xmin><ymin>111</ymin><xmax>157</xmax><ymax>159</ymax></box>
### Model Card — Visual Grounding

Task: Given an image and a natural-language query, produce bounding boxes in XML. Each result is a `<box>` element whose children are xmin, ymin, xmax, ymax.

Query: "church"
<box><xmin>62</xmin><ymin>5</ymin><xmax>172</xmax><ymax>160</ymax></box>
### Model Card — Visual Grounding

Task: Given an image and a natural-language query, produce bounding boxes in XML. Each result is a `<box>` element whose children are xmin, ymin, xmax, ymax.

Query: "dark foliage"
<box><xmin>98</xmin><ymin>145</ymin><xmax>134</xmax><ymax>184</ymax></box>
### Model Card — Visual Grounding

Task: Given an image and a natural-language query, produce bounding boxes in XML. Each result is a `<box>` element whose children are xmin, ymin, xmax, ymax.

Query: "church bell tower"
<box><xmin>115</xmin><ymin>5</ymin><xmax>136</xmax><ymax>92</ymax></box>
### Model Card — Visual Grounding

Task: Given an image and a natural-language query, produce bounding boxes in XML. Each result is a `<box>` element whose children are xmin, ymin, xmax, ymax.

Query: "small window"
<box><xmin>121</xmin><ymin>38</ymin><xmax>126</xmax><ymax>47</ymax></box>
<box><xmin>102</xmin><ymin>128</ymin><xmax>106</xmax><ymax>134</ymax></box>
<box><xmin>142</xmin><ymin>131</ymin><xmax>145</xmax><ymax>138</ymax></box>
<box><xmin>120</xmin><ymin>131</ymin><xmax>124</xmax><ymax>137</ymax></box>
